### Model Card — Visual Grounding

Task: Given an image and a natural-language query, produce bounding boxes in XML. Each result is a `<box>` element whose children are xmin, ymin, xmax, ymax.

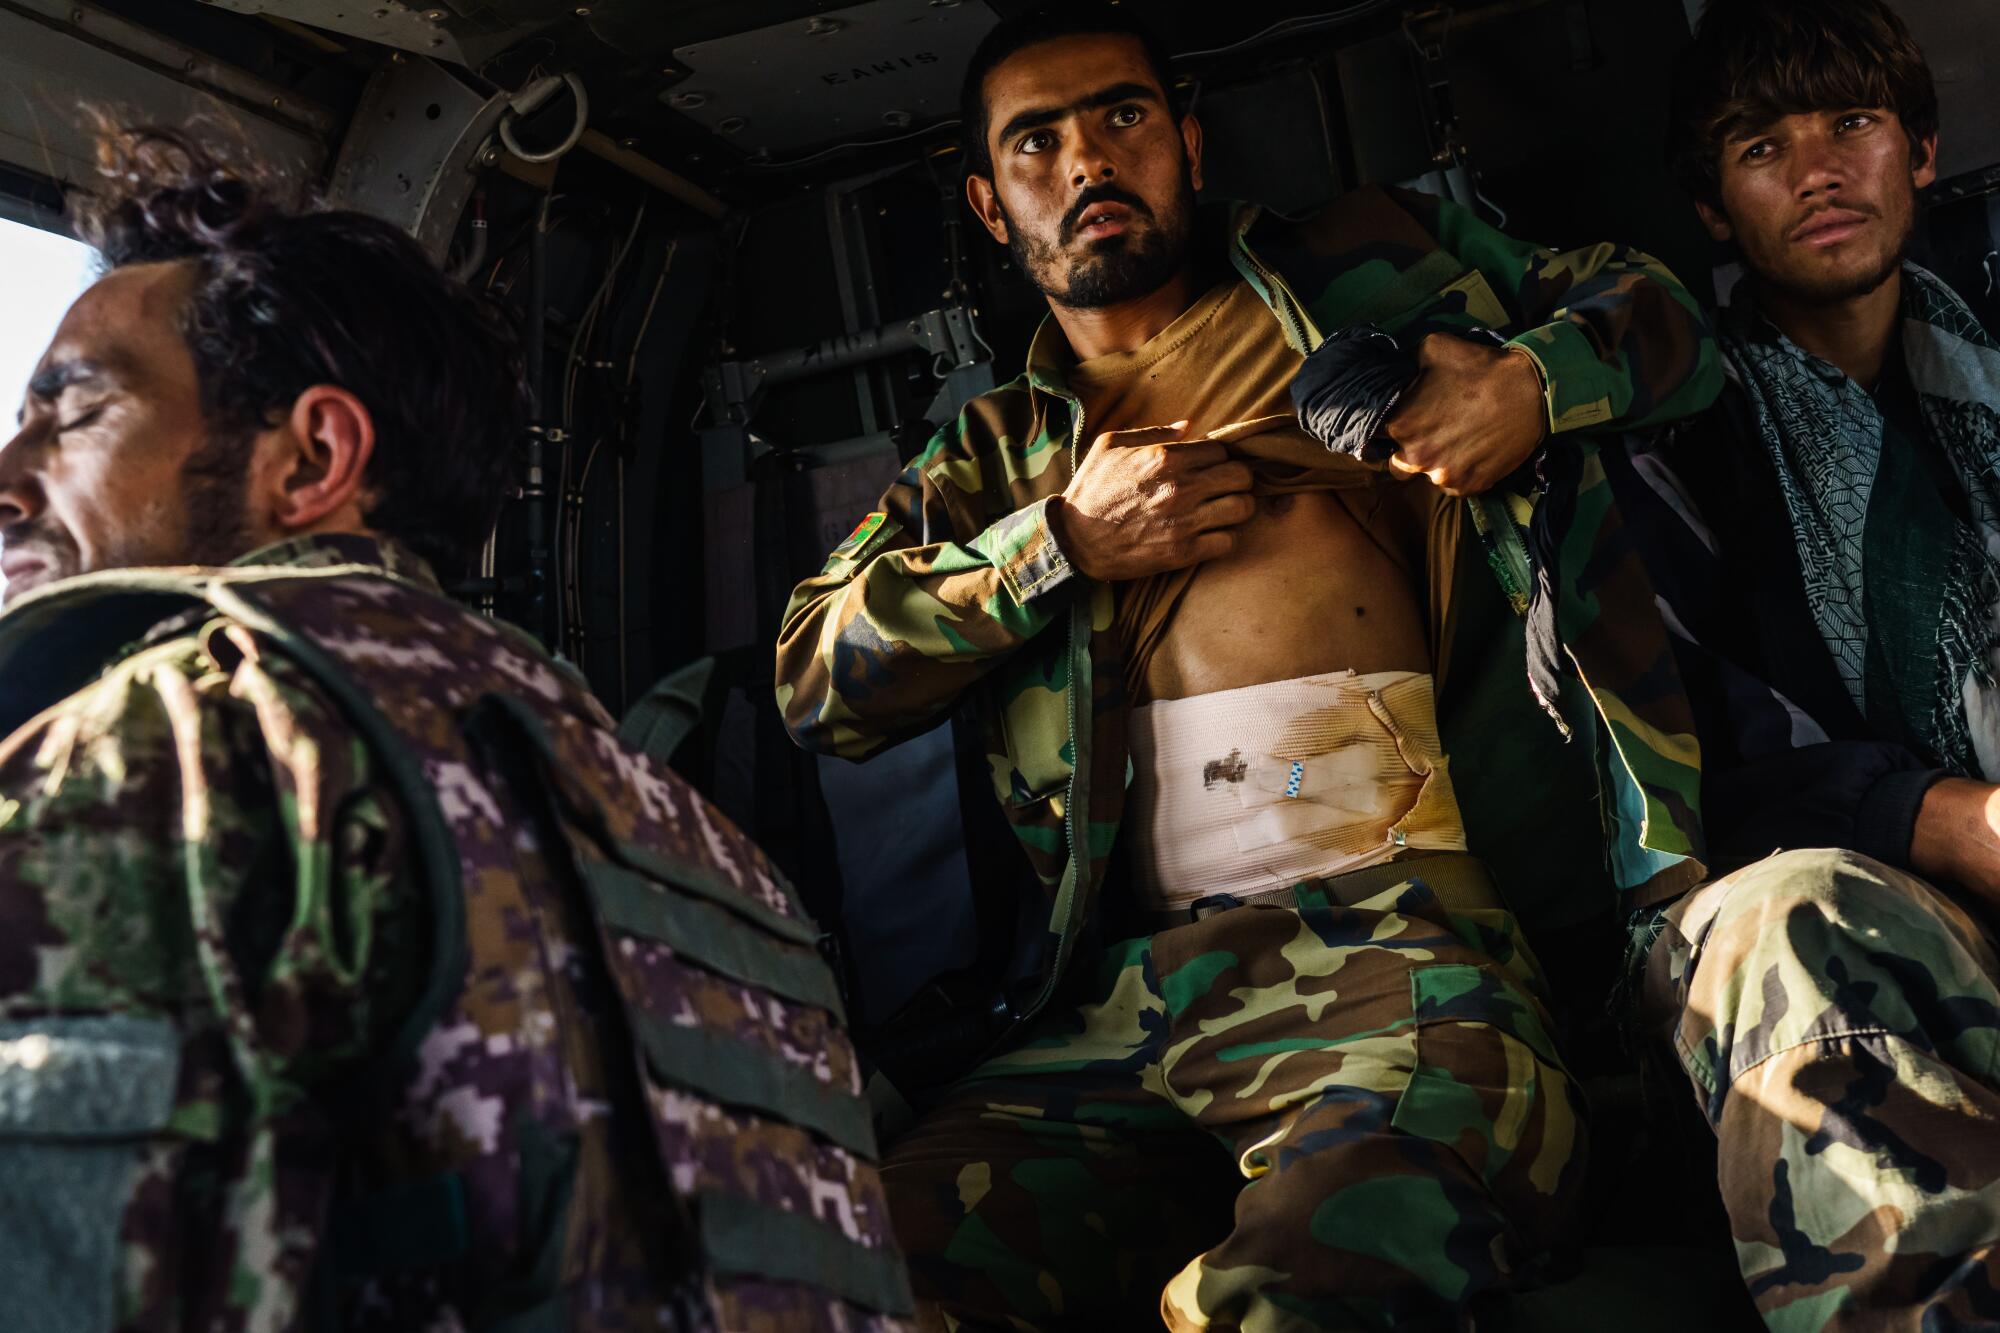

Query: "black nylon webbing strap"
<box><xmin>618</xmin><ymin>656</ymin><xmax>715</xmax><ymax>771</ymax></box>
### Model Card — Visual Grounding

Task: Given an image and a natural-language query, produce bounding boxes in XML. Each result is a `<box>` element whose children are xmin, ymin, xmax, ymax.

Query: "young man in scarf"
<box><xmin>1600</xmin><ymin>0</ymin><xmax>2000</xmax><ymax>1324</ymax></box>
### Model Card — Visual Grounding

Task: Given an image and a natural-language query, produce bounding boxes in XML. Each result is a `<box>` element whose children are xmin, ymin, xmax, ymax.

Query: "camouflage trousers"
<box><xmin>1646</xmin><ymin>848</ymin><xmax>2000</xmax><ymax>1330</ymax></box>
<box><xmin>881</xmin><ymin>867</ymin><xmax>1587</xmax><ymax>1331</ymax></box>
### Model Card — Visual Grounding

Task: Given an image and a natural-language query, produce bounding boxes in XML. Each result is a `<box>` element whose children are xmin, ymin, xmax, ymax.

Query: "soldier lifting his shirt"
<box><xmin>776</xmin><ymin>4</ymin><xmax>1725</xmax><ymax>1329</ymax></box>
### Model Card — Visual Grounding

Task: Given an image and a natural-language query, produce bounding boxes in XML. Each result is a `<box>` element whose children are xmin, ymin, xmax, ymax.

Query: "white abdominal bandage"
<box><xmin>1125</xmin><ymin>669</ymin><xmax>1468</xmax><ymax>911</ymax></box>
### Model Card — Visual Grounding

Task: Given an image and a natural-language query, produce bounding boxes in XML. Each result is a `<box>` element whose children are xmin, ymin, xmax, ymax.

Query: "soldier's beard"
<box><xmin>0</xmin><ymin>430</ymin><xmax>254</xmax><ymax>604</ymax></box>
<box><xmin>1005</xmin><ymin>168</ymin><xmax>1196</xmax><ymax>310</ymax></box>
<box><xmin>177</xmin><ymin>428</ymin><xmax>259</xmax><ymax>566</ymax></box>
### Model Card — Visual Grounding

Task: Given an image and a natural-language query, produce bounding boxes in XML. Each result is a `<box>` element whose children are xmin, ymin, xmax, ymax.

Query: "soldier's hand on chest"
<box><xmin>1382</xmin><ymin>334</ymin><xmax>1549</xmax><ymax>496</ymax></box>
<box><xmin>1049</xmin><ymin>422</ymin><xmax>1257</xmax><ymax>582</ymax></box>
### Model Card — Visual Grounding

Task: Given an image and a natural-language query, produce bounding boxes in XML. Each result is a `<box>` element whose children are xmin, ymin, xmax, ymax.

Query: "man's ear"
<box><xmin>1181</xmin><ymin>112</ymin><xmax>1204</xmax><ymax>193</ymax></box>
<box><xmin>1694</xmin><ymin>197</ymin><xmax>1734</xmax><ymax>244</ymax></box>
<box><xmin>1913</xmin><ymin>132</ymin><xmax>1939</xmax><ymax>190</ymax></box>
<box><xmin>966</xmin><ymin>171</ymin><xmax>1009</xmax><ymax>245</ymax></box>
<box><xmin>262</xmin><ymin>385</ymin><xmax>376</xmax><ymax>535</ymax></box>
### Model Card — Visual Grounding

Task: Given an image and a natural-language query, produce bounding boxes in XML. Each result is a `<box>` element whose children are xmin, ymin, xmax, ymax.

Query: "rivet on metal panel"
<box><xmin>807</xmin><ymin>16</ymin><xmax>845</xmax><ymax>34</ymax></box>
<box><xmin>719</xmin><ymin>116</ymin><xmax>747</xmax><ymax>134</ymax></box>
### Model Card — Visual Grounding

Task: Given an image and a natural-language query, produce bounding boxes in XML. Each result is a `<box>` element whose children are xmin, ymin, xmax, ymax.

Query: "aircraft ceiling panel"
<box><xmin>198</xmin><ymin>0</ymin><xmax>535</xmax><ymax>67</ymax></box>
<box><xmin>666</xmin><ymin>0</ymin><xmax>997</xmax><ymax>157</ymax></box>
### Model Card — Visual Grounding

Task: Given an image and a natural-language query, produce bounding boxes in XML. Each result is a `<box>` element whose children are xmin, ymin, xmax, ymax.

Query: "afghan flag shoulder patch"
<box><xmin>831</xmin><ymin>511</ymin><xmax>889</xmax><ymax>558</ymax></box>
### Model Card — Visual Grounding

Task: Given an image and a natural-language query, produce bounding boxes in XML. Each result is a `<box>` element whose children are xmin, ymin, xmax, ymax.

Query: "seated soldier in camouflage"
<box><xmin>777</xmin><ymin>6</ymin><xmax>1723</xmax><ymax>1329</ymax></box>
<box><xmin>0</xmin><ymin>127</ymin><xmax>910</xmax><ymax>1331</ymax></box>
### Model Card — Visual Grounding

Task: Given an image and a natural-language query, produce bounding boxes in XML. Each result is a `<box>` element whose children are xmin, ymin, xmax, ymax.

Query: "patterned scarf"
<box><xmin>1720</xmin><ymin>265</ymin><xmax>2000</xmax><ymax>777</ymax></box>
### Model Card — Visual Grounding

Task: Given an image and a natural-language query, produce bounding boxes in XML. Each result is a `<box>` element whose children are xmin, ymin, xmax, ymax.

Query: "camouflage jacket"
<box><xmin>777</xmin><ymin>186</ymin><xmax>1720</xmax><ymax>1039</ymax></box>
<box><xmin>0</xmin><ymin>534</ymin><xmax>910</xmax><ymax>1333</ymax></box>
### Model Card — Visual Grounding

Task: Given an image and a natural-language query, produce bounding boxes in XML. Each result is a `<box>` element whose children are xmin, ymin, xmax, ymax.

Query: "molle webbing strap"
<box><xmin>591</xmin><ymin>861</ymin><xmax>844</xmax><ymax>1016</ymax></box>
<box><xmin>467</xmin><ymin>695</ymin><xmax>911</xmax><ymax>1317</ymax></box>
<box><xmin>699</xmin><ymin>1191</ymin><xmax>914</xmax><ymax>1315</ymax></box>
<box><xmin>627</xmin><ymin>1012</ymin><xmax>875</xmax><ymax>1156</ymax></box>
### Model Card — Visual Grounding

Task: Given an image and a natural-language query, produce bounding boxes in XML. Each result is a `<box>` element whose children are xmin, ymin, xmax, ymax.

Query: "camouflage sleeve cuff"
<box><xmin>1507</xmin><ymin>320</ymin><xmax>1620</xmax><ymax>436</ymax></box>
<box><xmin>971</xmin><ymin>497</ymin><xmax>1076</xmax><ymax>605</ymax></box>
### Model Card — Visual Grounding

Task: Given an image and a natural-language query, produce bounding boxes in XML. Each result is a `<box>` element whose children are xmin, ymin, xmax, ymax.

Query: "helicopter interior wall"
<box><xmin>2</xmin><ymin>0</ymin><xmax>1999</xmax><ymax>1056</ymax></box>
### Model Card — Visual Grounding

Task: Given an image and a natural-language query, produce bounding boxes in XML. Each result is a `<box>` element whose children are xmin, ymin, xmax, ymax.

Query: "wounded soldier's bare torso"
<box><xmin>1069</xmin><ymin>277</ymin><xmax>1464</xmax><ymax>910</ymax></box>
<box><xmin>1144</xmin><ymin>486</ymin><xmax>1431</xmax><ymax>701</ymax></box>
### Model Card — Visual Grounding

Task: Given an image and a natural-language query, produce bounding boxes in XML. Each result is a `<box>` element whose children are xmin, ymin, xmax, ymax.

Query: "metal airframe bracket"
<box><xmin>326</xmin><ymin>55</ymin><xmax>510</xmax><ymax>263</ymax></box>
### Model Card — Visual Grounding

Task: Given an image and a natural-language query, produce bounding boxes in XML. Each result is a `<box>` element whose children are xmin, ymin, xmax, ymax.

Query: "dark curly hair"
<box><xmin>1667</xmin><ymin>0</ymin><xmax>1939</xmax><ymax>206</ymax></box>
<box><xmin>958</xmin><ymin>3</ymin><xmax>1181</xmax><ymax>181</ymax></box>
<box><xmin>67</xmin><ymin>124</ymin><xmax>528</xmax><ymax>576</ymax></box>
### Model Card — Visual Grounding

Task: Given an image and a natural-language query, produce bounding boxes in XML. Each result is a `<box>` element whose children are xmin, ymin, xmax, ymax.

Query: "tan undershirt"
<box><xmin>1063</xmin><ymin>278</ymin><xmax>1456</xmax><ymax>705</ymax></box>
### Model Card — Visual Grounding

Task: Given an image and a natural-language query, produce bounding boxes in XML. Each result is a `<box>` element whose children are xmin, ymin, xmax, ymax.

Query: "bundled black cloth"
<box><xmin>1290</xmin><ymin>322</ymin><xmax>1569</xmax><ymax>725</ymax></box>
<box><xmin>1289</xmin><ymin>323</ymin><xmax>1510</xmax><ymax>463</ymax></box>
<box><xmin>1291</xmin><ymin>316</ymin><xmax>1949</xmax><ymax>875</ymax></box>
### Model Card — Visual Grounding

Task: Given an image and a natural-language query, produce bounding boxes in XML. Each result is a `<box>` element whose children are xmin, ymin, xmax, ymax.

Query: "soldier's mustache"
<box><xmin>1062</xmin><ymin>185</ymin><xmax>1153</xmax><ymax>242</ymax></box>
<box><xmin>0</xmin><ymin>521</ymin><xmax>68</xmax><ymax>563</ymax></box>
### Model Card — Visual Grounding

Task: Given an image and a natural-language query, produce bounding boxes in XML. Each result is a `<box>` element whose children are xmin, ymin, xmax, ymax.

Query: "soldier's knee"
<box><xmin>1728</xmin><ymin>846</ymin><xmax>1893</xmax><ymax>905</ymax></box>
<box><xmin>1705</xmin><ymin>848</ymin><xmax>1926</xmax><ymax>967</ymax></box>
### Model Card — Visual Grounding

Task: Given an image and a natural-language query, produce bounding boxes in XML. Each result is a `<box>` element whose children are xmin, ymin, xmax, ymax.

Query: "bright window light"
<box><xmin>0</xmin><ymin>213</ymin><xmax>97</xmax><ymax>598</ymax></box>
<box><xmin>0</xmin><ymin>214</ymin><xmax>98</xmax><ymax>416</ymax></box>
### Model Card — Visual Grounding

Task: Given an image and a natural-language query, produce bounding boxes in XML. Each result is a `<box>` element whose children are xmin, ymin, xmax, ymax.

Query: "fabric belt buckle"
<box><xmin>1188</xmin><ymin>892</ymin><xmax>1245</xmax><ymax>923</ymax></box>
